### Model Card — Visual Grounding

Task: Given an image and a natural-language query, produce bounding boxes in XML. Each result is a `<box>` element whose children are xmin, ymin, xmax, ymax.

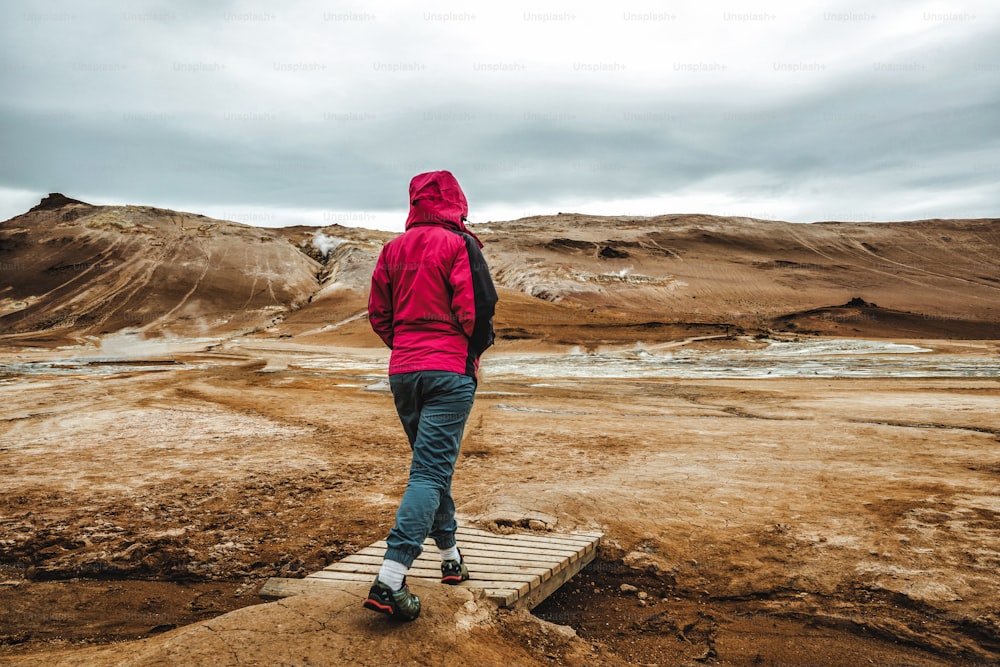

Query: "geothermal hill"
<box><xmin>1</xmin><ymin>194</ymin><xmax>998</xmax><ymax>346</ymax></box>
<box><xmin>0</xmin><ymin>194</ymin><xmax>321</xmax><ymax>343</ymax></box>
<box><xmin>477</xmin><ymin>212</ymin><xmax>1000</xmax><ymax>343</ymax></box>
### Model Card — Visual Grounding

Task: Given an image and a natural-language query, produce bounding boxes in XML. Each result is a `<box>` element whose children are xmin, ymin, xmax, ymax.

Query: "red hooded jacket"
<box><xmin>368</xmin><ymin>171</ymin><xmax>498</xmax><ymax>379</ymax></box>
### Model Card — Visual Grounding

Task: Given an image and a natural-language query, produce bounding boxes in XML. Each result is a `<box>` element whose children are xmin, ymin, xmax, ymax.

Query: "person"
<box><xmin>363</xmin><ymin>170</ymin><xmax>498</xmax><ymax>621</ymax></box>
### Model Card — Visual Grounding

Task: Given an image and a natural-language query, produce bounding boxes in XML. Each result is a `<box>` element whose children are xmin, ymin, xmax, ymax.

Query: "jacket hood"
<box><xmin>405</xmin><ymin>170</ymin><xmax>483</xmax><ymax>247</ymax></box>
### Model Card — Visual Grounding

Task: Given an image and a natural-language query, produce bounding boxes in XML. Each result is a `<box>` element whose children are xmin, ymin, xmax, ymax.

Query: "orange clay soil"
<box><xmin>1</xmin><ymin>338</ymin><xmax>998</xmax><ymax>666</ymax></box>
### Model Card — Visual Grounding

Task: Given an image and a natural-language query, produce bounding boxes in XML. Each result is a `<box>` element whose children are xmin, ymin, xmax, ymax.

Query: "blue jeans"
<box><xmin>384</xmin><ymin>371</ymin><xmax>476</xmax><ymax>568</ymax></box>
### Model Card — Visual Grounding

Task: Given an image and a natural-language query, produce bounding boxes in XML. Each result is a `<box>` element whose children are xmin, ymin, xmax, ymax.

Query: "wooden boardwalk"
<box><xmin>260</xmin><ymin>525</ymin><xmax>602</xmax><ymax>610</ymax></box>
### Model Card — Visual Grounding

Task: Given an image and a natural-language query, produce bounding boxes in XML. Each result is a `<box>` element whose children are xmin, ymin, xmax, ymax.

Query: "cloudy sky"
<box><xmin>1</xmin><ymin>0</ymin><xmax>997</xmax><ymax>231</ymax></box>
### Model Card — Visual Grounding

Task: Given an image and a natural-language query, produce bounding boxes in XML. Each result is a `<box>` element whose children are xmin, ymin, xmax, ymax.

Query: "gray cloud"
<box><xmin>1</xmin><ymin>0</ymin><xmax>998</xmax><ymax>227</ymax></box>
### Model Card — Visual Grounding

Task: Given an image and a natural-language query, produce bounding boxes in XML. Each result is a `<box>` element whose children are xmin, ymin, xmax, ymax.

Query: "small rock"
<box><xmin>622</xmin><ymin>550</ymin><xmax>665</xmax><ymax>574</ymax></box>
<box><xmin>620</xmin><ymin>583</ymin><xmax>638</xmax><ymax>594</ymax></box>
<box><xmin>637</xmin><ymin>591</ymin><xmax>648</xmax><ymax>600</ymax></box>
<box><xmin>527</xmin><ymin>519</ymin><xmax>548</xmax><ymax>531</ymax></box>
<box><xmin>114</xmin><ymin>542</ymin><xmax>146</xmax><ymax>561</ymax></box>
<box><xmin>553</xmin><ymin>624</ymin><xmax>577</xmax><ymax>639</ymax></box>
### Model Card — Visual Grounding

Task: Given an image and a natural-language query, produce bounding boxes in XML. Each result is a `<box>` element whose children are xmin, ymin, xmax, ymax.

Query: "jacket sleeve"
<box><xmin>368</xmin><ymin>246</ymin><xmax>394</xmax><ymax>349</ymax></box>
<box><xmin>450</xmin><ymin>233</ymin><xmax>498</xmax><ymax>358</ymax></box>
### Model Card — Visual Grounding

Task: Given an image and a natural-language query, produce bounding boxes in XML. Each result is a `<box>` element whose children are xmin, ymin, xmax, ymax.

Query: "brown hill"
<box><xmin>477</xmin><ymin>213</ymin><xmax>999</xmax><ymax>343</ymax></box>
<box><xmin>1</xmin><ymin>197</ymin><xmax>998</xmax><ymax>348</ymax></box>
<box><xmin>0</xmin><ymin>195</ymin><xmax>321</xmax><ymax>345</ymax></box>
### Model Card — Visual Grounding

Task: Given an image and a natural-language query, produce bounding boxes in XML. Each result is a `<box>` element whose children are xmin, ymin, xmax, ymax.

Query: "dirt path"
<box><xmin>1</xmin><ymin>341</ymin><xmax>998</xmax><ymax>664</ymax></box>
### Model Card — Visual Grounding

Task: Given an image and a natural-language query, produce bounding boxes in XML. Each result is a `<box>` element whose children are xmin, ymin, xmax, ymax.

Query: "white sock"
<box><xmin>439</xmin><ymin>545</ymin><xmax>460</xmax><ymax>562</ymax></box>
<box><xmin>377</xmin><ymin>559</ymin><xmax>407</xmax><ymax>591</ymax></box>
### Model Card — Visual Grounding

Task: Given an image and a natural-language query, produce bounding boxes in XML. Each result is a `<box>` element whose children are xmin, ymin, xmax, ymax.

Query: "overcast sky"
<box><xmin>1</xmin><ymin>0</ymin><xmax>997</xmax><ymax>231</ymax></box>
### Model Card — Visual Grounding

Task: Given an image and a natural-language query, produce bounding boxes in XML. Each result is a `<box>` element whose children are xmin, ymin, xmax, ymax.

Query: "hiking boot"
<box><xmin>363</xmin><ymin>577</ymin><xmax>421</xmax><ymax>621</ymax></box>
<box><xmin>440</xmin><ymin>550</ymin><xmax>469</xmax><ymax>585</ymax></box>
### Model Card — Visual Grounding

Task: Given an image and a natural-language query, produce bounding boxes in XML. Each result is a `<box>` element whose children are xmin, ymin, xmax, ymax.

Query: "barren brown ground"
<box><xmin>3</xmin><ymin>197</ymin><xmax>999</xmax><ymax>664</ymax></box>
<box><xmin>1</xmin><ymin>337</ymin><xmax>998</xmax><ymax>665</ymax></box>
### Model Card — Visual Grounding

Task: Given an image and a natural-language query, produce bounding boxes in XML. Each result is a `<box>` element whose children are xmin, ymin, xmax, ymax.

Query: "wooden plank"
<box><xmin>457</xmin><ymin>528</ymin><xmax>603</xmax><ymax>548</ymax></box>
<box><xmin>304</xmin><ymin>569</ymin><xmax>533</xmax><ymax>594</ymax></box>
<box><xmin>334</xmin><ymin>554</ymin><xmax>552</xmax><ymax>579</ymax></box>
<box><xmin>449</xmin><ymin>544</ymin><xmax>570</xmax><ymax>559</ymax></box>
<box><xmin>479</xmin><ymin>536</ymin><xmax>598</xmax><ymax>552</ymax></box>
<box><xmin>417</xmin><ymin>534</ymin><xmax>593</xmax><ymax>554</ymax></box>
<box><xmin>320</xmin><ymin>563</ymin><xmax>439</xmax><ymax>579</ymax></box>
<box><xmin>261</xmin><ymin>528</ymin><xmax>601</xmax><ymax>610</ymax></box>
<box><xmin>320</xmin><ymin>561</ymin><xmax>548</xmax><ymax>582</ymax></box>
<box><xmin>454</xmin><ymin>547</ymin><xmax>570</xmax><ymax>564</ymax></box>
<box><xmin>333</xmin><ymin>534</ymin><xmax>597</xmax><ymax>573</ymax></box>
<box><xmin>350</xmin><ymin>549</ymin><xmax>568</xmax><ymax>574</ymax></box>
<box><xmin>337</xmin><ymin>552</ymin><xmax>556</xmax><ymax>571</ymax></box>
<box><xmin>367</xmin><ymin>538</ymin><xmax>583</xmax><ymax>558</ymax></box>
<box><xmin>514</xmin><ymin>542</ymin><xmax>598</xmax><ymax>610</ymax></box>
<box><xmin>466</xmin><ymin>579</ymin><xmax>531</xmax><ymax>596</ymax></box>
<box><xmin>456</xmin><ymin>528</ymin><xmax>595</xmax><ymax>545</ymax></box>
<box><xmin>409</xmin><ymin>548</ymin><xmax>568</xmax><ymax>566</ymax></box>
<box><xmin>333</xmin><ymin>539</ymin><xmax>595</xmax><ymax>583</ymax></box>
<box><xmin>456</xmin><ymin>525</ymin><xmax>602</xmax><ymax>538</ymax></box>
<box><xmin>482</xmin><ymin>588</ymin><xmax>519</xmax><ymax>607</ymax></box>
<box><xmin>458</xmin><ymin>528</ymin><xmax>601</xmax><ymax>547</ymax></box>
<box><xmin>446</xmin><ymin>532</ymin><xmax>590</xmax><ymax>551</ymax></box>
<box><xmin>311</xmin><ymin>567</ymin><xmax>540</xmax><ymax>587</ymax></box>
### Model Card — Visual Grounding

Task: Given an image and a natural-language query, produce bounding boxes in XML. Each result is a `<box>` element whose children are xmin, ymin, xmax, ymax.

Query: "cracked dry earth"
<box><xmin>1</xmin><ymin>342</ymin><xmax>999</xmax><ymax>665</ymax></box>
